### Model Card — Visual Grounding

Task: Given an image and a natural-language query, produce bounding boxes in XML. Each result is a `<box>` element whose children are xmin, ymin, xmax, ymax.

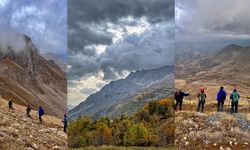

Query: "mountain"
<box><xmin>0</xmin><ymin>32</ymin><xmax>66</xmax><ymax>118</ymax></box>
<box><xmin>176</xmin><ymin>44</ymin><xmax>250</xmax><ymax>111</ymax></box>
<box><xmin>42</xmin><ymin>53</ymin><xmax>67</xmax><ymax>72</ymax></box>
<box><xmin>176</xmin><ymin>44</ymin><xmax>250</xmax><ymax>83</ymax></box>
<box><xmin>69</xmin><ymin>66</ymin><xmax>174</xmax><ymax>120</ymax></box>
<box><xmin>0</xmin><ymin>98</ymin><xmax>67</xmax><ymax>149</ymax></box>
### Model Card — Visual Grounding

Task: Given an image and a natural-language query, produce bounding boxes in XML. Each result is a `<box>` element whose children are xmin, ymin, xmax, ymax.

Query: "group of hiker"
<box><xmin>175</xmin><ymin>86</ymin><xmax>241</xmax><ymax>113</ymax></box>
<box><xmin>7</xmin><ymin>100</ymin><xmax>68</xmax><ymax>132</ymax></box>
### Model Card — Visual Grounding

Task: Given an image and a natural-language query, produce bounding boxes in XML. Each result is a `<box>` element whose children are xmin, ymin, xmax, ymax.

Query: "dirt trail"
<box><xmin>0</xmin><ymin>98</ymin><xmax>67</xmax><ymax>150</ymax></box>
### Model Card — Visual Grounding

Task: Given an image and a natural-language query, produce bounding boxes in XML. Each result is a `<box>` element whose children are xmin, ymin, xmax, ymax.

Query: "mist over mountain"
<box><xmin>0</xmin><ymin>31</ymin><xmax>66</xmax><ymax>118</ymax></box>
<box><xmin>69</xmin><ymin>65</ymin><xmax>174</xmax><ymax>120</ymax></box>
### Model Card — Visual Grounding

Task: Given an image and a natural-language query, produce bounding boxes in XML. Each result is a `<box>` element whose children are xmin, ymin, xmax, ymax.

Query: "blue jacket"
<box><xmin>217</xmin><ymin>89</ymin><xmax>226</xmax><ymax>102</ymax></box>
<box><xmin>38</xmin><ymin>107</ymin><xmax>44</xmax><ymax>117</ymax></box>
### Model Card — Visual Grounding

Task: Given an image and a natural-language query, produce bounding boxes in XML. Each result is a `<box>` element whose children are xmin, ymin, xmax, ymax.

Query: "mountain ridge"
<box><xmin>69</xmin><ymin>65</ymin><xmax>174</xmax><ymax>120</ymax></box>
<box><xmin>0</xmin><ymin>32</ymin><xmax>66</xmax><ymax>118</ymax></box>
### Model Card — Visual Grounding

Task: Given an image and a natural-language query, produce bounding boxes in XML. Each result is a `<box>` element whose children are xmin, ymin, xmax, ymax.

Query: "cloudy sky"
<box><xmin>176</xmin><ymin>0</ymin><xmax>250</xmax><ymax>50</ymax></box>
<box><xmin>0</xmin><ymin>0</ymin><xmax>67</xmax><ymax>55</ymax></box>
<box><xmin>68</xmin><ymin>0</ymin><xmax>175</xmax><ymax>106</ymax></box>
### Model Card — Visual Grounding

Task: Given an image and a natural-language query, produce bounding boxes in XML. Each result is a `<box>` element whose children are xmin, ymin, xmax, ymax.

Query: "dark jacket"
<box><xmin>175</xmin><ymin>91</ymin><xmax>190</xmax><ymax>102</ymax></box>
<box><xmin>62</xmin><ymin>116</ymin><xmax>67</xmax><ymax>127</ymax></box>
<box><xmin>38</xmin><ymin>107</ymin><xmax>44</xmax><ymax>117</ymax></box>
<box><xmin>230</xmin><ymin>91</ymin><xmax>240</xmax><ymax>102</ymax></box>
<box><xmin>217</xmin><ymin>89</ymin><xmax>226</xmax><ymax>102</ymax></box>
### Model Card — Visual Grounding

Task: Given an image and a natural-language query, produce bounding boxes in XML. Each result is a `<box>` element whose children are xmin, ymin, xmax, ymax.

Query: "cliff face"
<box><xmin>0</xmin><ymin>32</ymin><xmax>66</xmax><ymax>118</ymax></box>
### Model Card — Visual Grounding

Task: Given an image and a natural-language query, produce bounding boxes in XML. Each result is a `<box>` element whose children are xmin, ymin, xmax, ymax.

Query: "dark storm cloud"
<box><xmin>0</xmin><ymin>0</ymin><xmax>67</xmax><ymax>54</ymax></box>
<box><xmin>176</xmin><ymin>0</ymin><xmax>250</xmax><ymax>41</ymax></box>
<box><xmin>68</xmin><ymin>0</ymin><xmax>174</xmax><ymax>54</ymax></box>
<box><xmin>68</xmin><ymin>23</ymin><xmax>174</xmax><ymax>80</ymax></box>
<box><xmin>68</xmin><ymin>25</ymin><xmax>112</xmax><ymax>54</ymax></box>
<box><xmin>68</xmin><ymin>0</ymin><xmax>174</xmax><ymax>24</ymax></box>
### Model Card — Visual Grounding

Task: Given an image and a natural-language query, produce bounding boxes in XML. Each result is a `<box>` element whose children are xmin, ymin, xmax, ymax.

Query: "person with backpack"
<box><xmin>26</xmin><ymin>105</ymin><xmax>32</xmax><ymax>117</ymax></box>
<box><xmin>8</xmin><ymin>100</ymin><xmax>14</xmax><ymax>110</ymax></box>
<box><xmin>62</xmin><ymin>114</ymin><xmax>68</xmax><ymax>133</ymax></box>
<box><xmin>217</xmin><ymin>86</ymin><xmax>227</xmax><ymax>112</ymax></box>
<box><xmin>230</xmin><ymin>89</ymin><xmax>240</xmax><ymax>113</ymax></box>
<box><xmin>38</xmin><ymin>106</ymin><xmax>44</xmax><ymax>122</ymax></box>
<box><xmin>174</xmin><ymin>89</ymin><xmax>190</xmax><ymax>111</ymax></box>
<box><xmin>197</xmin><ymin>88</ymin><xmax>207</xmax><ymax>113</ymax></box>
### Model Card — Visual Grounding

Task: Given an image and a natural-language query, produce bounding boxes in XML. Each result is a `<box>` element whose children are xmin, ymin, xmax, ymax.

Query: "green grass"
<box><xmin>71</xmin><ymin>145</ymin><xmax>175</xmax><ymax>150</ymax></box>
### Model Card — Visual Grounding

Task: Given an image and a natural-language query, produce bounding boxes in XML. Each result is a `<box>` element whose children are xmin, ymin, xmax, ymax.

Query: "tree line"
<box><xmin>68</xmin><ymin>98</ymin><xmax>175</xmax><ymax>148</ymax></box>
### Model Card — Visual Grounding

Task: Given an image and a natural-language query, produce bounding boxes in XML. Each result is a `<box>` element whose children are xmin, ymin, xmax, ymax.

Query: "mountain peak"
<box><xmin>223</xmin><ymin>44</ymin><xmax>242</xmax><ymax>50</ymax></box>
<box><xmin>0</xmin><ymin>31</ymin><xmax>66</xmax><ymax>118</ymax></box>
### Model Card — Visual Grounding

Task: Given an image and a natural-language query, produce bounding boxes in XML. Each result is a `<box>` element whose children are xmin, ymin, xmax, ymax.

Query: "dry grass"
<box><xmin>71</xmin><ymin>145</ymin><xmax>175</xmax><ymax>150</ymax></box>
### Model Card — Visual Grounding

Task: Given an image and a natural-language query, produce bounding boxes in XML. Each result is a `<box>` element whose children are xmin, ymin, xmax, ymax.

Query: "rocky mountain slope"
<box><xmin>0</xmin><ymin>98</ymin><xmax>67</xmax><ymax>150</ymax></box>
<box><xmin>176</xmin><ymin>44</ymin><xmax>250</xmax><ymax>107</ymax></box>
<box><xmin>0</xmin><ymin>32</ymin><xmax>66</xmax><ymax>118</ymax></box>
<box><xmin>175</xmin><ymin>111</ymin><xmax>250</xmax><ymax>150</ymax></box>
<box><xmin>69</xmin><ymin>66</ymin><xmax>174</xmax><ymax>120</ymax></box>
<box><xmin>42</xmin><ymin>52</ymin><xmax>67</xmax><ymax>72</ymax></box>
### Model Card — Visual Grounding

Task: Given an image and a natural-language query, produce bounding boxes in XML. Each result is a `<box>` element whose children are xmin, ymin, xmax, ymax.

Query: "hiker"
<box><xmin>174</xmin><ymin>89</ymin><xmax>190</xmax><ymax>111</ymax></box>
<box><xmin>197</xmin><ymin>88</ymin><xmax>207</xmax><ymax>113</ymax></box>
<box><xmin>62</xmin><ymin>114</ymin><xmax>67</xmax><ymax>133</ymax></box>
<box><xmin>26</xmin><ymin>105</ymin><xmax>32</xmax><ymax>117</ymax></box>
<box><xmin>38</xmin><ymin>106</ymin><xmax>44</xmax><ymax>122</ymax></box>
<box><xmin>217</xmin><ymin>86</ymin><xmax>227</xmax><ymax>112</ymax></box>
<box><xmin>8</xmin><ymin>100</ymin><xmax>14</xmax><ymax>110</ymax></box>
<box><xmin>230</xmin><ymin>89</ymin><xmax>240</xmax><ymax>113</ymax></box>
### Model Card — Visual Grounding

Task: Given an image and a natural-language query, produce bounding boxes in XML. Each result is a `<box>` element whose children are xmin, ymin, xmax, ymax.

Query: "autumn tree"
<box><xmin>124</xmin><ymin>123</ymin><xmax>149</xmax><ymax>146</ymax></box>
<box><xmin>93</xmin><ymin>122</ymin><xmax>112</xmax><ymax>146</ymax></box>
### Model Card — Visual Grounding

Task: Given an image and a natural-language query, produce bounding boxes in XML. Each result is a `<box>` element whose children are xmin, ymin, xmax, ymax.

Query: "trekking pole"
<box><xmin>247</xmin><ymin>96</ymin><xmax>250</xmax><ymax>113</ymax></box>
<box><xmin>189</xmin><ymin>95</ymin><xmax>192</xmax><ymax>112</ymax></box>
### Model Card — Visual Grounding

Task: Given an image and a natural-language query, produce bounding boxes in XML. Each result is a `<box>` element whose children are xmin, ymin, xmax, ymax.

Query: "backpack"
<box><xmin>232</xmin><ymin>92</ymin><xmax>239</xmax><ymax>102</ymax></box>
<box><xmin>221</xmin><ymin>91</ymin><xmax>226</xmax><ymax>100</ymax></box>
<box><xmin>199</xmin><ymin>93</ymin><xmax>206</xmax><ymax>102</ymax></box>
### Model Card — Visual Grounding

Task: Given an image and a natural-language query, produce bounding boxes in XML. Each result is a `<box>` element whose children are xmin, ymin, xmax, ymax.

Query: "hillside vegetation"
<box><xmin>68</xmin><ymin>98</ymin><xmax>175</xmax><ymax>149</ymax></box>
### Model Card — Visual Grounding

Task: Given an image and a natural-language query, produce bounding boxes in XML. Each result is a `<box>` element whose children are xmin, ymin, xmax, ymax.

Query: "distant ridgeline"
<box><xmin>69</xmin><ymin>65</ymin><xmax>174</xmax><ymax>120</ymax></box>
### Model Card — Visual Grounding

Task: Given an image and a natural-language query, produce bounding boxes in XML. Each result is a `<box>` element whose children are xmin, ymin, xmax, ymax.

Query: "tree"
<box><xmin>148</xmin><ymin>101</ymin><xmax>159</xmax><ymax>115</ymax></box>
<box><xmin>67</xmin><ymin>116</ymin><xmax>92</xmax><ymax>148</ymax></box>
<box><xmin>93</xmin><ymin>122</ymin><xmax>112</xmax><ymax>146</ymax></box>
<box><xmin>124</xmin><ymin>123</ymin><xmax>149</xmax><ymax>146</ymax></box>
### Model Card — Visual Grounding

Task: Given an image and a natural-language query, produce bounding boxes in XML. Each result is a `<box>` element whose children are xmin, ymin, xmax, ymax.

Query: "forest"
<box><xmin>68</xmin><ymin>98</ymin><xmax>175</xmax><ymax>148</ymax></box>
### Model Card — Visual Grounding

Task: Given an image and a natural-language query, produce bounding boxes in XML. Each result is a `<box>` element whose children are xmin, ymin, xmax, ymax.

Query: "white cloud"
<box><xmin>68</xmin><ymin>75</ymin><xmax>107</xmax><ymax>105</ymax></box>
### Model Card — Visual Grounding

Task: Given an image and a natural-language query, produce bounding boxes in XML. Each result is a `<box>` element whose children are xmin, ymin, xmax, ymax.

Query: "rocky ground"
<box><xmin>175</xmin><ymin>111</ymin><xmax>250</xmax><ymax>150</ymax></box>
<box><xmin>0</xmin><ymin>98</ymin><xmax>67</xmax><ymax>150</ymax></box>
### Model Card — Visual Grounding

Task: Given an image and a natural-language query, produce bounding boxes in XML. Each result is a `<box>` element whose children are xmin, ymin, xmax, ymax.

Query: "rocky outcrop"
<box><xmin>0</xmin><ymin>32</ymin><xmax>66</xmax><ymax>118</ymax></box>
<box><xmin>175</xmin><ymin>111</ymin><xmax>250</xmax><ymax>149</ymax></box>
